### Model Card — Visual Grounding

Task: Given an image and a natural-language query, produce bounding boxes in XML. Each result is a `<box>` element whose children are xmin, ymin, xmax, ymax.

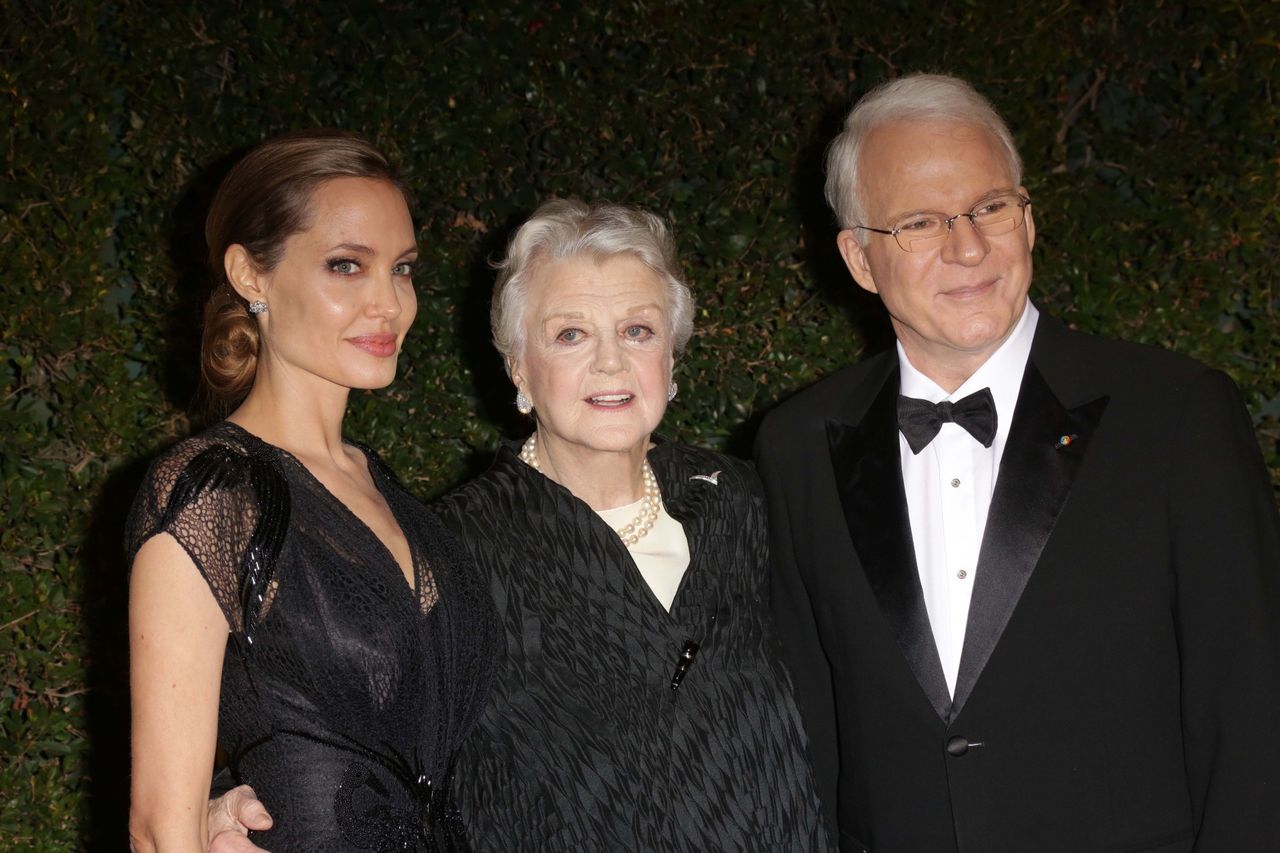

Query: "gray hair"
<box><xmin>491</xmin><ymin>199</ymin><xmax>694</xmax><ymax>370</ymax></box>
<box><xmin>825</xmin><ymin>73</ymin><xmax>1023</xmax><ymax>235</ymax></box>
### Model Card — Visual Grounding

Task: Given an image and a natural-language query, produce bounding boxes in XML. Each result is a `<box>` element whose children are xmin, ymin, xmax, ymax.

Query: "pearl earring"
<box><xmin>515</xmin><ymin>391</ymin><xmax>533</xmax><ymax>415</ymax></box>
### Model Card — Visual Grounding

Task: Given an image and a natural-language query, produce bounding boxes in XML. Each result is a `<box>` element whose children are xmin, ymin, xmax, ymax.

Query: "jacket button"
<box><xmin>946</xmin><ymin>736</ymin><xmax>970</xmax><ymax>757</ymax></box>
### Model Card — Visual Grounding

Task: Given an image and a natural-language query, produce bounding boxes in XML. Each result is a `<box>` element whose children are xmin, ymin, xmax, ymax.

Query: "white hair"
<box><xmin>825</xmin><ymin>74</ymin><xmax>1023</xmax><ymax>237</ymax></box>
<box><xmin>490</xmin><ymin>199</ymin><xmax>695</xmax><ymax>371</ymax></box>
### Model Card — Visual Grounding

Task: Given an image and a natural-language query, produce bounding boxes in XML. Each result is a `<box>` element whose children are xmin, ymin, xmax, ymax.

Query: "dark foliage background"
<box><xmin>3</xmin><ymin>0</ymin><xmax>1278</xmax><ymax>847</ymax></box>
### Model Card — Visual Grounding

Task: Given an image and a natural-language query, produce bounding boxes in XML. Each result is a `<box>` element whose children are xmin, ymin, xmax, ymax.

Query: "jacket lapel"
<box><xmin>827</xmin><ymin>365</ymin><xmax>953</xmax><ymax>722</ymax></box>
<box><xmin>652</xmin><ymin>445</ymin><xmax>716</xmax><ymax>638</ymax></box>
<box><xmin>951</xmin><ymin>352</ymin><xmax>1110</xmax><ymax>714</ymax></box>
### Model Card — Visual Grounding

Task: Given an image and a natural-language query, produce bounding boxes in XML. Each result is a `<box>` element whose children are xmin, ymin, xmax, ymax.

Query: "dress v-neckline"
<box><xmin>221</xmin><ymin>422</ymin><xmax>421</xmax><ymax>598</ymax></box>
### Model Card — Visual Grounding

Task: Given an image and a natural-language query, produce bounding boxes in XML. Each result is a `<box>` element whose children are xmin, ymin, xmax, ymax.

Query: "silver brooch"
<box><xmin>690</xmin><ymin>471</ymin><xmax>721</xmax><ymax>486</ymax></box>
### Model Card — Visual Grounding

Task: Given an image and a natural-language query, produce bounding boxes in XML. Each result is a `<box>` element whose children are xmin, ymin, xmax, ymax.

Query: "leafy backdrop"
<box><xmin>3</xmin><ymin>1</ymin><xmax>1278</xmax><ymax>848</ymax></box>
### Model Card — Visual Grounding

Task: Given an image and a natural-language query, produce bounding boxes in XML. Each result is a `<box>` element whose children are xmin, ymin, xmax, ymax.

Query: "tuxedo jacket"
<box><xmin>755</xmin><ymin>313</ymin><xmax>1280</xmax><ymax>853</ymax></box>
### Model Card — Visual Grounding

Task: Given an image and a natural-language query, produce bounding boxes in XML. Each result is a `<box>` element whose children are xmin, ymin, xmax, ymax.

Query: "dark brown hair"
<box><xmin>200</xmin><ymin>129</ymin><xmax>411</xmax><ymax>408</ymax></box>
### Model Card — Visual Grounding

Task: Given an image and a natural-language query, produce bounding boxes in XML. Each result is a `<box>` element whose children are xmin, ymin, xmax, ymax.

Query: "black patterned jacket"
<box><xmin>435</xmin><ymin>439</ymin><xmax>831</xmax><ymax>852</ymax></box>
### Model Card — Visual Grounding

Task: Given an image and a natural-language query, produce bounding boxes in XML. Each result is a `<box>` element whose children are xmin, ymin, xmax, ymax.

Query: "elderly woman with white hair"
<box><xmin>206</xmin><ymin>199</ymin><xmax>829</xmax><ymax>851</ymax></box>
<box><xmin>437</xmin><ymin>199</ymin><xmax>829</xmax><ymax>850</ymax></box>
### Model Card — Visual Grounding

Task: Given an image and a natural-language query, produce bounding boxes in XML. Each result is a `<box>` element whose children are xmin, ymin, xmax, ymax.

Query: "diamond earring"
<box><xmin>515</xmin><ymin>391</ymin><xmax>533</xmax><ymax>415</ymax></box>
<box><xmin>248</xmin><ymin>300</ymin><xmax>268</xmax><ymax>315</ymax></box>
<box><xmin>667</xmin><ymin>381</ymin><xmax>678</xmax><ymax>402</ymax></box>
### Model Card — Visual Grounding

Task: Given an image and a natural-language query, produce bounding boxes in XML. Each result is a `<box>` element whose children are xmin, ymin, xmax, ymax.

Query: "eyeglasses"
<box><xmin>855</xmin><ymin>192</ymin><xmax>1031</xmax><ymax>253</ymax></box>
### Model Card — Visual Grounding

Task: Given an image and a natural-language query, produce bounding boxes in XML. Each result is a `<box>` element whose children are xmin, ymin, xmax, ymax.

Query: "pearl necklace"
<box><xmin>519</xmin><ymin>434</ymin><xmax>661</xmax><ymax>546</ymax></box>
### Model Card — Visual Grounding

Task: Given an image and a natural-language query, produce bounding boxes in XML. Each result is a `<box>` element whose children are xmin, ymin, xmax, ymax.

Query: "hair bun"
<box><xmin>200</xmin><ymin>285</ymin><xmax>259</xmax><ymax>406</ymax></box>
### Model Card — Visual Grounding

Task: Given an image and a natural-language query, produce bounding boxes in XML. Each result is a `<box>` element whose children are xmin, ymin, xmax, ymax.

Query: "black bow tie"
<box><xmin>897</xmin><ymin>388</ymin><xmax>998</xmax><ymax>454</ymax></box>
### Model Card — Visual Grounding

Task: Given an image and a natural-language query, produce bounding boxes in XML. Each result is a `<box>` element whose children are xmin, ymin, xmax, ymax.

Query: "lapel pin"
<box><xmin>1056</xmin><ymin>434</ymin><xmax>1078</xmax><ymax>448</ymax></box>
<box><xmin>690</xmin><ymin>471</ymin><xmax>721</xmax><ymax>485</ymax></box>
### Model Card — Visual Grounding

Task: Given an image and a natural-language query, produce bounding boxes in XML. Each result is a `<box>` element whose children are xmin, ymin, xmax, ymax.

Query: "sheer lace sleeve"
<box><xmin>125</xmin><ymin>434</ymin><xmax>290</xmax><ymax>638</ymax></box>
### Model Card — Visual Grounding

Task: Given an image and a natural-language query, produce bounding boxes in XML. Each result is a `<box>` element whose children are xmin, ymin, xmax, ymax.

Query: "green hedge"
<box><xmin>4</xmin><ymin>1</ymin><xmax>1278</xmax><ymax>847</ymax></box>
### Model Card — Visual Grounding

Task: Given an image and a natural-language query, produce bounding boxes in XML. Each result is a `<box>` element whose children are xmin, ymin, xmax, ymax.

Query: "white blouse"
<box><xmin>596</xmin><ymin>499</ymin><xmax>690</xmax><ymax>611</ymax></box>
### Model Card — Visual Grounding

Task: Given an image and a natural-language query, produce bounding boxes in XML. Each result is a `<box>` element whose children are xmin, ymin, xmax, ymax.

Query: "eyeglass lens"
<box><xmin>895</xmin><ymin>194</ymin><xmax>1027</xmax><ymax>252</ymax></box>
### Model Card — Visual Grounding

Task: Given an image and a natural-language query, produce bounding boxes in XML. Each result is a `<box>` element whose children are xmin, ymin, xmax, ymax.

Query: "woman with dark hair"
<box><xmin>126</xmin><ymin>130</ymin><xmax>495</xmax><ymax>852</ymax></box>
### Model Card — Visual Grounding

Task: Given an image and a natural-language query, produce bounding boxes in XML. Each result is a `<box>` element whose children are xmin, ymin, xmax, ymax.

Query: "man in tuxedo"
<box><xmin>755</xmin><ymin>73</ymin><xmax>1280</xmax><ymax>852</ymax></box>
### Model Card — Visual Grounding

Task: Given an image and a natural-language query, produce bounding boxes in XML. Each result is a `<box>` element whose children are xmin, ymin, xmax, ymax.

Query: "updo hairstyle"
<box><xmin>200</xmin><ymin>129</ymin><xmax>410</xmax><ymax>408</ymax></box>
<box><xmin>490</xmin><ymin>199</ymin><xmax>695</xmax><ymax>373</ymax></box>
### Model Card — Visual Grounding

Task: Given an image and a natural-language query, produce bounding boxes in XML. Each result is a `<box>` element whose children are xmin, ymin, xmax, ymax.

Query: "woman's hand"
<box><xmin>207</xmin><ymin>785</ymin><xmax>273</xmax><ymax>853</ymax></box>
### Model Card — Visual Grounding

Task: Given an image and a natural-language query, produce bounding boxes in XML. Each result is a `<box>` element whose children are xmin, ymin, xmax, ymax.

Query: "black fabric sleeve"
<box><xmin>1166</xmin><ymin>369</ymin><xmax>1280</xmax><ymax>850</ymax></box>
<box><xmin>125</xmin><ymin>439</ymin><xmax>274</xmax><ymax>634</ymax></box>
<box><xmin>755</xmin><ymin>415</ymin><xmax>841</xmax><ymax>838</ymax></box>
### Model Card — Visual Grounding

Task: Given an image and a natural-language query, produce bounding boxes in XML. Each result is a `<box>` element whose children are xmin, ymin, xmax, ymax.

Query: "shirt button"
<box><xmin>957</xmin><ymin>570</ymin><xmax>968</xmax><ymax>580</ymax></box>
<box><xmin>950</xmin><ymin>478</ymin><xmax>961</xmax><ymax>488</ymax></box>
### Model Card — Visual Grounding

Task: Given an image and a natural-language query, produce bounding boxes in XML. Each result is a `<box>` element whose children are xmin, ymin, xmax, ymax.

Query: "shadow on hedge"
<box><xmin>794</xmin><ymin>95</ymin><xmax>893</xmax><ymax>357</ymax></box>
<box><xmin>453</xmin><ymin>208</ymin><xmax>555</xmax><ymax>478</ymax></box>
<box><xmin>164</xmin><ymin>147</ymin><xmax>256</xmax><ymax>425</ymax></box>
<box><xmin>80</xmin><ymin>457</ymin><xmax>152</xmax><ymax>849</ymax></box>
<box><xmin>725</xmin><ymin>94</ymin><xmax>894</xmax><ymax>460</ymax></box>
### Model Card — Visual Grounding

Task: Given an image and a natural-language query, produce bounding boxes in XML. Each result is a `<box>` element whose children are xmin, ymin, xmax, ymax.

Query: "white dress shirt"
<box><xmin>898</xmin><ymin>300</ymin><xmax>1039</xmax><ymax>697</ymax></box>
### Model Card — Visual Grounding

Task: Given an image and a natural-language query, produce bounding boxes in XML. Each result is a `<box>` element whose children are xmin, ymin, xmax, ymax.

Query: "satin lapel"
<box><xmin>827</xmin><ymin>370</ymin><xmax>953</xmax><ymax>722</ymax></box>
<box><xmin>951</xmin><ymin>362</ymin><xmax>1110</xmax><ymax>713</ymax></box>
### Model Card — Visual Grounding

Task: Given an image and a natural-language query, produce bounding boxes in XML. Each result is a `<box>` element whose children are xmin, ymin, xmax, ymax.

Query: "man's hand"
<box><xmin>207</xmin><ymin>784</ymin><xmax>273</xmax><ymax>853</ymax></box>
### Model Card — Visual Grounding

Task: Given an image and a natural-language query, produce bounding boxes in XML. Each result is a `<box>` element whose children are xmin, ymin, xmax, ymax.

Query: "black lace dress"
<box><xmin>126</xmin><ymin>422</ymin><xmax>497</xmax><ymax>851</ymax></box>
